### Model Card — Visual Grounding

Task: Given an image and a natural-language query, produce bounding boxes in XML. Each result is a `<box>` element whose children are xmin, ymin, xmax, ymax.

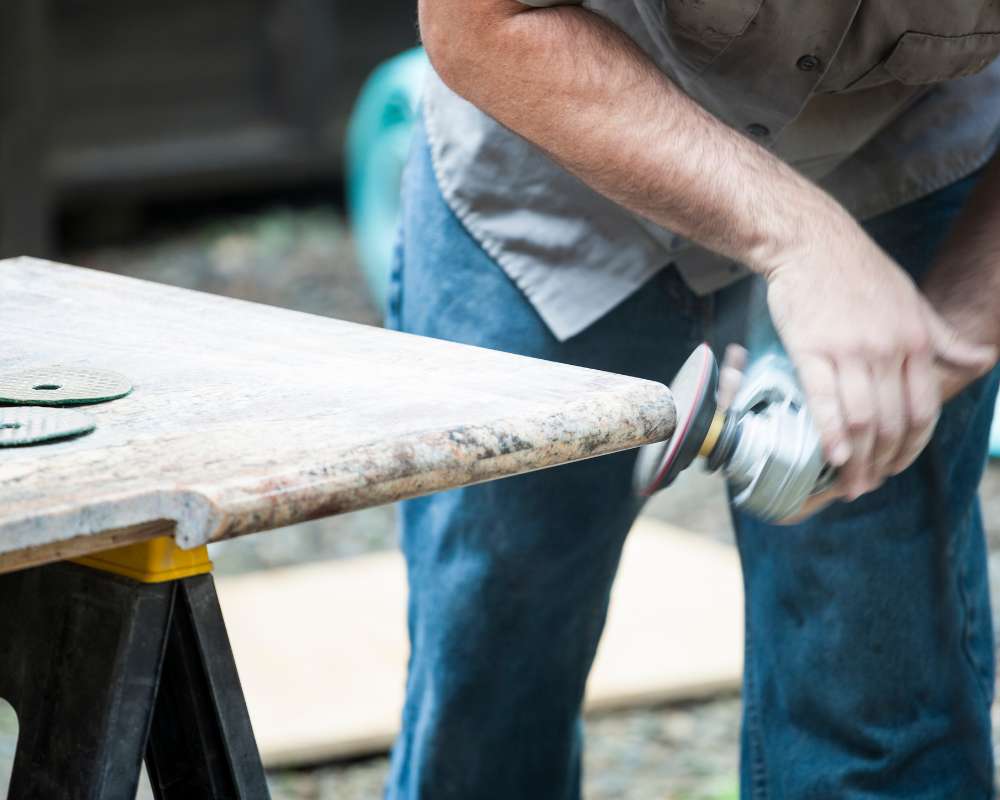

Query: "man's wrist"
<box><xmin>744</xmin><ymin>187</ymin><xmax>858</xmax><ymax>281</ymax></box>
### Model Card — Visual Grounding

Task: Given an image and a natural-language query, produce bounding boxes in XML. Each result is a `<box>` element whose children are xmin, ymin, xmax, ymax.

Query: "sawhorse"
<box><xmin>0</xmin><ymin>538</ymin><xmax>270</xmax><ymax>799</ymax></box>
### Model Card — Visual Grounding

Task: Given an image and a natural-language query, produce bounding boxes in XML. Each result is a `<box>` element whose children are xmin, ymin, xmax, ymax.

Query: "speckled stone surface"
<box><xmin>0</xmin><ymin>257</ymin><xmax>675</xmax><ymax>572</ymax></box>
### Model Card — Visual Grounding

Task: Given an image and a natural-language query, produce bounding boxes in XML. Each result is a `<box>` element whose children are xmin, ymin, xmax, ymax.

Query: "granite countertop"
<box><xmin>0</xmin><ymin>257</ymin><xmax>675</xmax><ymax>572</ymax></box>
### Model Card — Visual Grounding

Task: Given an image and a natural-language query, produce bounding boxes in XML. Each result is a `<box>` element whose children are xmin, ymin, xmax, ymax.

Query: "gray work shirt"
<box><xmin>422</xmin><ymin>0</ymin><xmax>1000</xmax><ymax>340</ymax></box>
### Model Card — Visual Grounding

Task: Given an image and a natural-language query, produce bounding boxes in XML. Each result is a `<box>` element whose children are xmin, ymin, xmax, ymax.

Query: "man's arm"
<box><xmin>423</xmin><ymin>1</ymin><xmax>821</xmax><ymax>270</ymax></box>
<box><xmin>923</xmin><ymin>152</ymin><xmax>1000</xmax><ymax>400</ymax></box>
<box><xmin>421</xmin><ymin>0</ymin><xmax>995</xmax><ymax>498</ymax></box>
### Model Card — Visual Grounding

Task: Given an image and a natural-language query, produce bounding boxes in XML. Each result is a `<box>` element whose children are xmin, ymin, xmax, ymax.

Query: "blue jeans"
<box><xmin>385</xmin><ymin>125</ymin><xmax>999</xmax><ymax>799</ymax></box>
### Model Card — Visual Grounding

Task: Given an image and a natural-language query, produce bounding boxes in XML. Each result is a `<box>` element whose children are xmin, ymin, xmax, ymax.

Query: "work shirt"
<box><xmin>422</xmin><ymin>0</ymin><xmax>1000</xmax><ymax>340</ymax></box>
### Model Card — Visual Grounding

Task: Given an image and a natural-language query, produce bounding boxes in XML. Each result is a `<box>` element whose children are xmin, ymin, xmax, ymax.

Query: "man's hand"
<box><xmin>779</xmin><ymin>155</ymin><xmax>1000</xmax><ymax>521</ymax></box>
<box><xmin>764</xmin><ymin>208</ymin><xmax>995</xmax><ymax>501</ymax></box>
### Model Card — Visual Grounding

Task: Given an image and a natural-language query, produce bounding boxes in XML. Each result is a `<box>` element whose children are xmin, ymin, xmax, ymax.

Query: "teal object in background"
<box><xmin>991</xmin><ymin>401</ymin><xmax>1000</xmax><ymax>458</ymax></box>
<box><xmin>346</xmin><ymin>48</ymin><xmax>429</xmax><ymax>312</ymax></box>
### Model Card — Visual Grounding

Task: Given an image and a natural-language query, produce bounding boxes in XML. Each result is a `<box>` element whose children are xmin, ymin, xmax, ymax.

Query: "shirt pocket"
<box><xmin>663</xmin><ymin>0</ymin><xmax>764</xmax><ymax>73</ymax></box>
<box><xmin>847</xmin><ymin>31</ymin><xmax>1000</xmax><ymax>92</ymax></box>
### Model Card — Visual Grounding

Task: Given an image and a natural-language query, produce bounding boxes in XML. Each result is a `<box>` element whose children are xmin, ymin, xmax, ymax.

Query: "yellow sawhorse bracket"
<box><xmin>73</xmin><ymin>536</ymin><xmax>213</xmax><ymax>583</ymax></box>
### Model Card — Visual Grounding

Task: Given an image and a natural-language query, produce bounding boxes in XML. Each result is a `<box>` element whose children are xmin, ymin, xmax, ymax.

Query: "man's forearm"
<box><xmin>420</xmin><ymin>0</ymin><xmax>849</xmax><ymax>275</ymax></box>
<box><xmin>919</xmin><ymin>152</ymin><xmax>1000</xmax><ymax>401</ymax></box>
<box><xmin>923</xmin><ymin>152</ymin><xmax>1000</xmax><ymax>350</ymax></box>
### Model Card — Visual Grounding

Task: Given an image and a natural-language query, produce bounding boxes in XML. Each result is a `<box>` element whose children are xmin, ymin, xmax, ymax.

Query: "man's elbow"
<box><xmin>419</xmin><ymin>0</ymin><xmax>520</xmax><ymax>95</ymax></box>
<box><xmin>418</xmin><ymin>0</ymin><xmax>456</xmax><ymax>83</ymax></box>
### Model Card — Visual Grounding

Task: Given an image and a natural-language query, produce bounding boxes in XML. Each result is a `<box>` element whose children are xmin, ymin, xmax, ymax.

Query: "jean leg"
<box><xmin>735</xmin><ymin>172</ymin><xmax>998</xmax><ymax>799</ymax></box>
<box><xmin>385</xmin><ymin>124</ymin><xmax>705</xmax><ymax>800</ymax></box>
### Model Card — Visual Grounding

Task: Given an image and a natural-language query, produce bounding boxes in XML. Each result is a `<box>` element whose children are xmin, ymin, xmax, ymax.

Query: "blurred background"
<box><xmin>2</xmin><ymin>3</ymin><xmax>1000</xmax><ymax>799</ymax></box>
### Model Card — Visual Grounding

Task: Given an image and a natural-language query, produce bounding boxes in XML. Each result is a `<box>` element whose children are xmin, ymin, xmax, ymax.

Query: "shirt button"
<box><xmin>746</xmin><ymin>123</ymin><xmax>770</xmax><ymax>138</ymax></box>
<box><xmin>796</xmin><ymin>54</ymin><xmax>821</xmax><ymax>72</ymax></box>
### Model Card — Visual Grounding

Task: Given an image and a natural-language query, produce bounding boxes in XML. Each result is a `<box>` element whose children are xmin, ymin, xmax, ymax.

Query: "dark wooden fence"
<box><xmin>0</xmin><ymin>0</ymin><xmax>418</xmax><ymax>257</ymax></box>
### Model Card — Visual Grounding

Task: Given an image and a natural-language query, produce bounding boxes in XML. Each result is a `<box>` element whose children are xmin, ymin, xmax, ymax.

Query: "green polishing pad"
<box><xmin>0</xmin><ymin>366</ymin><xmax>132</xmax><ymax>406</ymax></box>
<box><xmin>0</xmin><ymin>407</ymin><xmax>96</xmax><ymax>446</ymax></box>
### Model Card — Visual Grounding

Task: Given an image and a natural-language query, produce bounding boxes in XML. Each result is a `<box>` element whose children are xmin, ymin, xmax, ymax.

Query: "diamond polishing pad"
<box><xmin>0</xmin><ymin>366</ymin><xmax>132</xmax><ymax>407</ymax></box>
<box><xmin>634</xmin><ymin>343</ymin><xmax>719</xmax><ymax>497</ymax></box>
<box><xmin>0</xmin><ymin>407</ymin><xmax>96</xmax><ymax>447</ymax></box>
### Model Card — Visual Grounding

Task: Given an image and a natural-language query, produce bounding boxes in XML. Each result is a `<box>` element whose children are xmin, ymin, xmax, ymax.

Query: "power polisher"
<box><xmin>634</xmin><ymin>344</ymin><xmax>836</xmax><ymax>521</ymax></box>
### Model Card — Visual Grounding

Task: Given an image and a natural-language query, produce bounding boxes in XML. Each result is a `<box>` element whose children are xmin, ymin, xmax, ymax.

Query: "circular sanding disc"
<box><xmin>0</xmin><ymin>407</ymin><xmax>96</xmax><ymax>447</ymax></box>
<box><xmin>0</xmin><ymin>366</ymin><xmax>132</xmax><ymax>407</ymax></box>
<box><xmin>634</xmin><ymin>343</ymin><xmax>719</xmax><ymax>496</ymax></box>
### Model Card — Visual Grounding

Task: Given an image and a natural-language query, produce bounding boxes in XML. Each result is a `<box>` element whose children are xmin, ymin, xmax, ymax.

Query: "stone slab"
<box><xmin>0</xmin><ymin>257</ymin><xmax>675</xmax><ymax>572</ymax></box>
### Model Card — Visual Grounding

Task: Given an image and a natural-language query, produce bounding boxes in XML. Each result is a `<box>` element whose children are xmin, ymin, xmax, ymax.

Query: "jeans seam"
<box><xmin>955</xmin><ymin>508</ymin><xmax>994</xmax><ymax>708</ymax></box>
<box><xmin>927</xmin><ymin>444</ymin><xmax>995</xmax><ymax>711</ymax></box>
<box><xmin>743</xmin><ymin>616</ymin><xmax>769</xmax><ymax>798</ymax></box>
<box><xmin>735</xmin><ymin>521</ymin><xmax>769</xmax><ymax>800</ymax></box>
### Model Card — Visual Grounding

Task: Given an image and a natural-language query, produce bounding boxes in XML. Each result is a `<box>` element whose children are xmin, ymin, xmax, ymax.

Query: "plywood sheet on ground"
<box><xmin>218</xmin><ymin>517</ymin><xmax>744</xmax><ymax>768</ymax></box>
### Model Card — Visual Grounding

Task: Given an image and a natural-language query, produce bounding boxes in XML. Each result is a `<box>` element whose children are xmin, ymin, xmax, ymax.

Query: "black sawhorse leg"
<box><xmin>0</xmin><ymin>540</ymin><xmax>270</xmax><ymax>800</ymax></box>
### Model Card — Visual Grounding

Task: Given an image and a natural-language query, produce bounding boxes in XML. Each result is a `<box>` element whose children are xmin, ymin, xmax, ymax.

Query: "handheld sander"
<box><xmin>633</xmin><ymin>344</ymin><xmax>836</xmax><ymax>521</ymax></box>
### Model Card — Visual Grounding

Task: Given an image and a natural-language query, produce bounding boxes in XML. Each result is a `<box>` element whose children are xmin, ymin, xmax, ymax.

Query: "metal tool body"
<box><xmin>634</xmin><ymin>345</ymin><xmax>834</xmax><ymax>521</ymax></box>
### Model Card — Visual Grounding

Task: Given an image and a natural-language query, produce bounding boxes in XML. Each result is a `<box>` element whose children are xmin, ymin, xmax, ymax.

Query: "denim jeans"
<box><xmin>385</xmin><ymin>123</ymin><xmax>1000</xmax><ymax>799</ymax></box>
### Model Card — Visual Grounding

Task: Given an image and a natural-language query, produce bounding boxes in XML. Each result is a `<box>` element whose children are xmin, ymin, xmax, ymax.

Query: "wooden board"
<box><xmin>217</xmin><ymin>516</ymin><xmax>744</xmax><ymax>767</ymax></box>
<box><xmin>0</xmin><ymin>258</ymin><xmax>674</xmax><ymax>573</ymax></box>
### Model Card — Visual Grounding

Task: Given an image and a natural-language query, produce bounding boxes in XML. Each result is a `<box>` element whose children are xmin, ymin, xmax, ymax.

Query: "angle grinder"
<box><xmin>634</xmin><ymin>343</ymin><xmax>836</xmax><ymax>521</ymax></box>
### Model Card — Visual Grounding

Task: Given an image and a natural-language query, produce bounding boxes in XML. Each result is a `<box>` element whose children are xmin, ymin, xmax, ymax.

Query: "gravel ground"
<box><xmin>259</xmin><ymin>698</ymin><xmax>741</xmax><ymax>800</ymax></box>
<box><xmin>1</xmin><ymin>204</ymin><xmax>998</xmax><ymax>798</ymax></box>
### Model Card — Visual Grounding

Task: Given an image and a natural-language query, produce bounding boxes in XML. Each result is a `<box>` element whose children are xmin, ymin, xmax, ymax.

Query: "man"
<box><xmin>387</xmin><ymin>1</ymin><xmax>1000</xmax><ymax>797</ymax></box>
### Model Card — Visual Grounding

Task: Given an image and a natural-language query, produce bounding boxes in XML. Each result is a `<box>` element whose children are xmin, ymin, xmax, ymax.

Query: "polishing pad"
<box><xmin>634</xmin><ymin>343</ymin><xmax>719</xmax><ymax>496</ymax></box>
<box><xmin>0</xmin><ymin>366</ymin><xmax>132</xmax><ymax>406</ymax></box>
<box><xmin>0</xmin><ymin>407</ymin><xmax>96</xmax><ymax>447</ymax></box>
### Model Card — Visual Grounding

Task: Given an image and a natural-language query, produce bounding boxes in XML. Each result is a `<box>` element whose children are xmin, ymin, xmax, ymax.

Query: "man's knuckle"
<box><xmin>891</xmin><ymin>450</ymin><xmax>919</xmax><ymax>475</ymax></box>
<box><xmin>909</xmin><ymin>395</ymin><xmax>939</xmax><ymax>425</ymax></box>
<box><xmin>887</xmin><ymin>461</ymin><xmax>905</xmax><ymax>477</ymax></box>
<box><xmin>906</xmin><ymin>330</ymin><xmax>932</xmax><ymax>357</ymax></box>
<box><xmin>864</xmin><ymin>341</ymin><xmax>892</xmax><ymax>363</ymax></box>
<box><xmin>809</xmin><ymin>396</ymin><xmax>839</xmax><ymax>418</ymax></box>
<box><xmin>911</xmin><ymin>405</ymin><xmax>937</xmax><ymax>429</ymax></box>
<box><xmin>841</xmin><ymin>342</ymin><xmax>867</xmax><ymax>362</ymax></box>
<box><xmin>821</xmin><ymin>431</ymin><xmax>844</xmax><ymax>453</ymax></box>
<box><xmin>876</xmin><ymin>420</ymin><xmax>904</xmax><ymax>442</ymax></box>
<box><xmin>845</xmin><ymin>413</ymin><xmax>873</xmax><ymax>433</ymax></box>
